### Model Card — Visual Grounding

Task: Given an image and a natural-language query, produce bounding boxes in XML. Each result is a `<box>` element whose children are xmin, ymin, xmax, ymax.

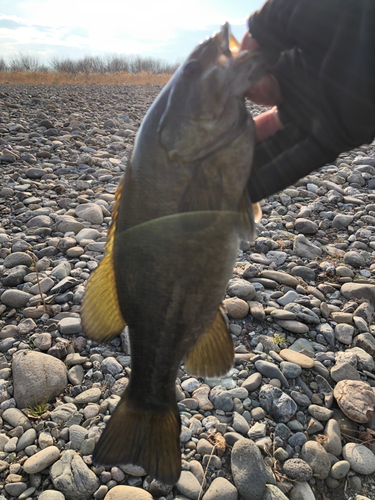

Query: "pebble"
<box><xmin>330</xmin><ymin>460</ymin><xmax>350</xmax><ymax>479</ymax></box>
<box><xmin>74</xmin><ymin>388</ymin><xmax>101</xmax><ymax>404</ymax></box>
<box><xmin>231</xmin><ymin>439</ymin><xmax>266</xmax><ymax>500</ymax></box>
<box><xmin>283</xmin><ymin>459</ymin><xmax>313</xmax><ymax>481</ymax></box>
<box><xmin>342</xmin><ymin>443</ymin><xmax>375</xmax><ymax>475</ymax></box>
<box><xmin>202</xmin><ymin>477</ymin><xmax>237</xmax><ymax>500</ymax></box>
<box><xmin>23</xmin><ymin>446</ymin><xmax>60</xmax><ymax>474</ymax></box>
<box><xmin>259</xmin><ymin>385</ymin><xmax>297</xmax><ymax>423</ymax></box>
<box><xmin>103</xmin><ymin>486</ymin><xmax>153</xmax><ymax>499</ymax></box>
<box><xmin>12</xmin><ymin>350</ymin><xmax>67</xmax><ymax>408</ymax></box>
<box><xmin>50</xmin><ymin>450</ymin><xmax>100</xmax><ymax>500</ymax></box>
<box><xmin>300</xmin><ymin>441</ymin><xmax>331</xmax><ymax>479</ymax></box>
<box><xmin>279</xmin><ymin>349</ymin><xmax>314</xmax><ymax>368</ymax></box>
<box><xmin>38</xmin><ymin>492</ymin><xmax>66</xmax><ymax>500</ymax></box>
<box><xmin>175</xmin><ymin>471</ymin><xmax>201</xmax><ymax>500</ymax></box>
<box><xmin>334</xmin><ymin>380</ymin><xmax>375</xmax><ymax>423</ymax></box>
<box><xmin>0</xmin><ymin>84</ymin><xmax>373</xmax><ymax>500</ymax></box>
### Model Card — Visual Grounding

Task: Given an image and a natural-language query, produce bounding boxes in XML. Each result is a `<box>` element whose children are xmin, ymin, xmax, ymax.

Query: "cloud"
<box><xmin>0</xmin><ymin>0</ymin><xmax>260</xmax><ymax>63</ymax></box>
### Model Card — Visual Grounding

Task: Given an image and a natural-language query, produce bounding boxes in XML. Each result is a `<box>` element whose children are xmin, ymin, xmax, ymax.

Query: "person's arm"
<box><xmin>245</xmin><ymin>0</ymin><xmax>375</xmax><ymax>203</ymax></box>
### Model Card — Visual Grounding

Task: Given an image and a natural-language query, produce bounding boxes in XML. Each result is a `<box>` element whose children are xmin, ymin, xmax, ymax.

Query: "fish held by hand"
<box><xmin>81</xmin><ymin>22</ymin><xmax>266</xmax><ymax>485</ymax></box>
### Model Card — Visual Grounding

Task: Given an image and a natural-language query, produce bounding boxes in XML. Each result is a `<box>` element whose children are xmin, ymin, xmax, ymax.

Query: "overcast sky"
<box><xmin>0</xmin><ymin>0</ymin><xmax>264</xmax><ymax>65</ymax></box>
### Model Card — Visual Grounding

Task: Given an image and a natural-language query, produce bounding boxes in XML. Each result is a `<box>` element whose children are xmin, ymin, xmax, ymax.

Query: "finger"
<box><xmin>254</xmin><ymin>107</ymin><xmax>283</xmax><ymax>143</ymax></box>
<box><xmin>245</xmin><ymin>73</ymin><xmax>281</xmax><ymax>105</ymax></box>
<box><xmin>240</xmin><ymin>32</ymin><xmax>260</xmax><ymax>52</ymax></box>
<box><xmin>240</xmin><ymin>32</ymin><xmax>281</xmax><ymax>105</ymax></box>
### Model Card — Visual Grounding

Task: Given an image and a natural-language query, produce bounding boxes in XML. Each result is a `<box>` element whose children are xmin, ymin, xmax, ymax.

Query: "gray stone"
<box><xmin>1</xmin><ymin>289</ymin><xmax>32</xmax><ymax>308</ymax></box>
<box><xmin>307</xmin><ymin>405</ymin><xmax>333</xmax><ymax>422</ymax></box>
<box><xmin>58</xmin><ymin>317</ymin><xmax>82</xmax><ymax>334</ymax></box>
<box><xmin>231</xmin><ymin>439</ymin><xmax>266</xmax><ymax>500</ymax></box>
<box><xmin>50</xmin><ymin>450</ymin><xmax>100</xmax><ymax>500</ymax></box>
<box><xmin>16</xmin><ymin>428</ymin><xmax>37</xmax><ymax>451</ymax></box>
<box><xmin>2</xmin><ymin>408</ymin><xmax>31</xmax><ymax>429</ymax></box>
<box><xmin>261</xmin><ymin>485</ymin><xmax>289</xmax><ymax>500</ymax></box>
<box><xmin>353</xmin><ymin>333</ymin><xmax>375</xmax><ymax>358</ymax></box>
<box><xmin>343</xmin><ymin>251</ymin><xmax>365</xmax><ymax>268</ymax></box>
<box><xmin>3</xmin><ymin>252</ymin><xmax>33</xmax><ymax>268</ymax></box>
<box><xmin>294</xmin><ymin>218</ymin><xmax>318</xmax><ymax>234</ymax></box>
<box><xmin>202</xmin><ymin>477</ymin><xmax>237</xmax><ymax>500</ymax></box>
<box><xmin>232</xmin><ymin>411</ymin><xmax>250</xmax><ymax>435</ymax></box>
<box><xmin>175</xmin><ymin>471</ymin><xmax>201</xmax><ymax>500</ymax></box>
<box><xmin>23</xmin><ymin>446</ymin><xmax>60</xmax><ymax>474</ymax></box>
<box><xmin>293</xmin><ymin>234</ymin><xmax>322</xmax><ymax>259</ymax></box>
<box><xmin>210</xmin><ymin>386</ymin><xmax>233</xmax><ymax>411</ymax></box>
<box><xmin>332</xmin><ymin>214</ymin><xmax>353</xmax><ymax>228</ymax></box>
<box><xmin>300</xmin><ymin>441</ymin><xmax>331</xmax><ymax>479</ymax></box>
<box><xmin>277</xmin><ymin>290</ymin><xmax>299</xmax><ymax>306</ymax></box>
<box><xmin>283</xmin><ymin>459</ymin><xmax>313</xmax><ymax>481</ymax></box>
<box><xmin>289</xmin><ymin>482</ymin><xmax>315</xmax><ymax>500</ymax></box>
<box><xmin>255</xmin><ymin>360</ymin><xmax>288</xmax><ymax>387</ymax></box>
<box><xmin>330</xmin><ymin>460</ymin><xmax>350</xmax><ymax>479</ymax></box>
<box><xmin>342</xmin><ymin>443</ymin><xmax>375</xmax><ymax>475</ymax></box>
<box><xmin>275</xmin><ymin>320</ymin><xmax>309</xmax><ymax>334</ymax></box>
<box><xmin>227</xmin><ymin>279</ymin><xmax>256</xmax><ymax>301</ymax></box>
<box><xmin>334</xmin><ymin>380</ymin><xmax>375</xmax><ymax>423</ymax></box>
<box><xmin>335</xmin><ymin>324</ymin><xmax>354</xmax><ymax>345</ymax></box>
<box><xmin>316</xmin><ymin>323</ymin><xmax>335</xmax><ymax>346</ymax></box>
<box><xmin>50</xmin><ymin>403</ymin><xmax>78</xmax><ymax>425</ymax></box>
<box><xmin>103</xmin><ymin>486</ymin><xmax>153</xmax><ymax>499</ymax></box>
<box><xmin>12</xmin><ymin>350</ymin><xmax>67</xmax><ymax>408</ymax></box>
<box><xmin>101</xmin><ymin>357</ymin><xmax>123</xmax><ymax>376</ymax></box>
<box><xmin>27</xmin><ymin>215</ymin><xmax>52</xmax><ymax>227</ymax></box>
<box><xmin>259</xmin><ymin>385</ymin><xmax>297</xmax><ymax>423</ymax></box>
<box><xmin>75</xmin><ymin>203</ymin><xmax>103</xmax><ymax>224</ymax></box>
<box><xmin>68</xmin><ymin>365</ymin><xmax>84</xmax><ymax>386</ymax></box>
<box><xmin>330</xmin><ymin>362</ymin><xmax>360</xmax><ymax>383</ymax></box>
<box><xmin>280</xmin><ymin>362</ymin><xmax>302</xmax><ymax>379</ymax></box>
<box><xmin>290</xmin><ymin>266</ymin><xmax>316</xmax><ymax>281</ymax></box>
<box><xmin>4</xmin><ymin>483</ymin><xmax>27</xmax><ymax>497</ymax></box>
<box><xmin>74</xmin><ymin>388</ymin><xmax>101</xmax><ymax>405</ymax></box>
<box><xmin>242</xmin><ymin>372</ymin><xmax>262</xmax><ymax>392</ymax></box>
<box><xmin>70</xmin><ymin>425</ymin><xmax>87</xmax><ymax>450</ymax></box>
<box><xmin>51</xmin><ymin>261</ymin><xmax>71</xmax><ymax>279</ymax></box>
<box><xmin>323</xmin><ymin>419</ymin><xmax>342</xmax><ymax>456</ymax></box>
<box><xmin>341</xmin><ymin>283</ymin><xmax>375</xmax><ymax>304</ymax></box>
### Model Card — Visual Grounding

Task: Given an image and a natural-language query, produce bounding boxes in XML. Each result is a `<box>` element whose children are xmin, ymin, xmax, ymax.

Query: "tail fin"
<box><xmin>92</xmin><ymin>391</ymin><xmax>181</xmax><ymax>485</ymax></box>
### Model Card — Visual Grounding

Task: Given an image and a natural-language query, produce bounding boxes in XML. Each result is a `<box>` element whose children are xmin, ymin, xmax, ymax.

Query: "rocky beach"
<box><xmin>0</xmin><ymin>83</ymin><xmax>374</xmax><ymax>500</ymax></box>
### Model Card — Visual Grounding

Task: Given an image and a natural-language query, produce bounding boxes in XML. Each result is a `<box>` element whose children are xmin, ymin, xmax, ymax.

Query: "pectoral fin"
<box><xmin>81</xmin><ymin>181</ymin><xmax>126</xmax><ymax>341</ymax></box>
<box><xmin>185</xmin><ymin>307</ymin><xmax>234</xmax><ymax>378</ymax></box>
<box><xmin>253</xmin><ymin>201</ymin><xmax>262</xmax><ymax>223</ymax></box>
<box><xmin>238</xmin><ymin>189</ymin><xmax>257</xmax><ymax>241</ymax></box>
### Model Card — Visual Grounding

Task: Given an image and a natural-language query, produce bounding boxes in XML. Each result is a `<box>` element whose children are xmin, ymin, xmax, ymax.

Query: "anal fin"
<box><xmin>81</xmin><ymin>180</ymin><xmax>126</xmax><ymax>341</ymax></box>
<box><xmin>185</xmin><ymin>307</ymin><xmax>234</xmax><ymax>378</ymax></box>
<box><xmin>92</xmin><ymin>391</ymin><xmax>181</xmax><ymax>485</ymax></box>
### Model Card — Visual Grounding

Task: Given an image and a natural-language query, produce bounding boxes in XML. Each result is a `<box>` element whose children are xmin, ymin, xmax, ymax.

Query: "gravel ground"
<box><xmin>0</xmin><ymin>83</ymin><xmax>375</xmax><ymax>500</ymax></box>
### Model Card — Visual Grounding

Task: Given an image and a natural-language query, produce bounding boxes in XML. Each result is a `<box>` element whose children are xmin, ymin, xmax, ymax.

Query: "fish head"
<box><xmin>158</xmin><ymin>22</ymin><xmax>268</xmax><ymax>163</ymax></box>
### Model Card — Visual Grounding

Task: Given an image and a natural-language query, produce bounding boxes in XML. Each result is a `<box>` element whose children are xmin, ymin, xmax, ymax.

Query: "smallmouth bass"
<box><xmin>81</xmin><ymin>23</ymin><xmax>265</xmax><ymax>484</ymax></box>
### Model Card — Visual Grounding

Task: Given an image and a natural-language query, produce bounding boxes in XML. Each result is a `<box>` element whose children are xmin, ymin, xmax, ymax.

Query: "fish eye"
<box><xmin>183</xmin><ymin>60</ymin><xmax>202</xmax><ymax>77</ymax></box>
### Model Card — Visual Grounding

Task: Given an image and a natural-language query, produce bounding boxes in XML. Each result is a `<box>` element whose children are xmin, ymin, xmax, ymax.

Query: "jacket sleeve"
<box><xmin>246</xmin><ymin>0</ymin><xmax>375</xmax><ymax>201</ymax></box>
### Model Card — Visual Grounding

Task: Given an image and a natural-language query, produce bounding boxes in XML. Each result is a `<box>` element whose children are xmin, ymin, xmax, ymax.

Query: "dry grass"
<box><xmin>0</xmin><ymin>70</ymin><xmax>173</xmax><ymax>85</ymax></box>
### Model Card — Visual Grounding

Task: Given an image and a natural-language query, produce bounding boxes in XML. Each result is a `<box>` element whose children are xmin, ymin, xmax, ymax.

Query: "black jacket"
<box><xmin>247</xmin><ymin>0</ymin><xmax>375</xmax><ymax>202</ymax></box>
